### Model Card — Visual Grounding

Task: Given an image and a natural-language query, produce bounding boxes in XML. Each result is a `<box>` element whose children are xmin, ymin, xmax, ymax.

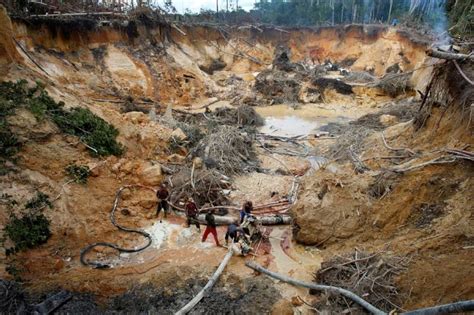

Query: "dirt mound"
<box><xmin>254</xmin><ymin>69</ymin><xmax>303</xmax><ymax>104</ymax></box>
<box><xmin>0</xmin><ymin>6</ymin><xmax>22</xmax><ymax>65</ymax></box>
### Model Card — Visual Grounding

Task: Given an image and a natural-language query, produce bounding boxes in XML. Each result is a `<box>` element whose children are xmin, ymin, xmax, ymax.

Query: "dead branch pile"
<box><xmin>0</xmin><ymin>280</ymin><xmax>25</xmax><ymax>314</ymax></box>
<box><xmin>255</xmin><ymin>69</ymin><xmax>303</xmax><ymax>104</ymax></box>
<box><xmin>192</xmin><ymin>125</ymin><xmax>258</xmax><ymax>175</ymax></box>
<box><xmin>351</xmin><ymin>98</ymin><xmax>418</xmax><ymax>131</ymax></box>
<box><xmin>328</xmin><ymin>125</ymin><xmax>374</xmax><ymax>160</ymax></box>
<box><xmin>367</xmin><ymin>171</ymin><xmax>399</xmax><ymax>199</ymax></box>
<box><xmin>211</xmin><ymin>105</ymin><xmax>264</xmax><ymax>127</ymax></box>
<box><xmin>375</xmin><ymin>73</ymin><xmax>411</xmax><ymax>97</ymax></box>
<box><xmin>169</xmin><ymin>168</ymin><xmax>231</xmax><ymax>207</ymax></box>
<box><xmin>312</xmin><ymin>77</ymin><xmax>353</xmax><ymax>95</ymax></box>
<box><xmin>313</xmin><ymin>251</ymin><xmax>409</xmax><ymax>313</ymax></box>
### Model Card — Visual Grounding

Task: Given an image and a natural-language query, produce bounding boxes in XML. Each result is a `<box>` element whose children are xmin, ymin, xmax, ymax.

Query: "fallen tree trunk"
<box><xmin>196</xmin><ymin>214</ymin><xmax>292</xmax><ymax>226</ymax></box>
<box><xmin>401</xmin><ymin>300</ymin><xmax>474</xmax><ymax>315</ymax></box>
<box><xmin>426</xmin><ymin>49</ymin><xmax>474</xmax><ymax>61</ymax></box>
<box><xmin>175</xmin><ymin>248</ymin><xmax>234</xmax><ymax>315</ymax></box>
<box><xmin>245</xmin><ymin>261</ymin><xmax>386</xmax><ymax>315</ymax></box>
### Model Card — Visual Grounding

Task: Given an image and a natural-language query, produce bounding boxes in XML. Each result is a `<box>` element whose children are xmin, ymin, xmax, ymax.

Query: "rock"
<box><xmin>111</xmin><ymin>162</ymin><xmax>121</xmax><ymax>174</ymax></box>
<box><xmin>193</xmin><ymin>157</ymin><xmax>203</xmax><ymax>169</ymax></box>
<box><xmin>8</xmin><ymin>108</ymin><xmax>58</xmax><ymax>140</ymax></box>
<box><xmin>145</xmin><ymin>213</ymin><xmax>155</xmax><ymax>220</ymax></box>
<box><xmin>138</xmin><ymin>199</ymin><xmax>156</xmax><ymax>209</ymax></box>
<box><xmin>121</xmin><ymin>189</ymin><xmax>132</xmax><ymax>200</ymax></box>
<box><xmin>291</xmin><ymin>296</ymin><xmax>304</xmax><ymax>306</ymax></box>
<box><xmin>139</xmin><ymin>164</ymin><xmax>162</xmax><ymax>185</ymax></box>
<box><xmin>124</xmin><ymin>111</ymin><xmax>150</xmax><ymax>124</ymax></box>
<box><xmin>271</xmin><ymin>299</ymin><xmax>293</xmax><ymax>315</ymax></box>
<box><xmin>89</xmin><ymin>167</ymin><xmax>100</xmax><ymax>177</ymax></box>
<box><xmin>54</xmin><ymin>258</ymin><xmax>65</xmax><ymax>271</ymax></box>
<box><xmin>171</xmin><ymin>128</ymin><xmax>187</xmax><ymax>140</ymax></box>
<box><xmin>120</xmin><ymin>161</ymin><xmax>136</xmax><ymax>174</ymax></box>
<box><xmin>379</xmin><ymin>114</ymin><xmax>399</xmax><ymax>127</ymax></box>
<box><xmin>167</xmin><ymin>153</ymin><xmax>186</xmax><ymax>163</ymax></box>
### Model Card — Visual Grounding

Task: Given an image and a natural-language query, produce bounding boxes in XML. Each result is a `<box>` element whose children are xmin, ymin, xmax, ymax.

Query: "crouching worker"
<box><xmin>156</xmin><ymin>182</ymin><xmax>169</xmax><ymax>223</ymax></box>
<box><xmin>225</xmin><ymin>222</ymin><xmax>245</xmax><ymax>245</ymax></box>
<box><xmin>202</xmin><ymin>209</ymin><xmax>220</xmax><ymax>246</ymax></box>
<box><xmin>225</xmin><ymin>222</ymin><xmax>253</xmax><ymax>256</ymax></box>
<box><xmin>185</xmin><ymin>198</ymin><xmax>200</xmax><ymax>231</ymax></box>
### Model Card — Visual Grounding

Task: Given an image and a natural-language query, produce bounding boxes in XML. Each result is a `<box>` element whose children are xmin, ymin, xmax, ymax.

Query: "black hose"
<box><xmin>402</xmin><ymin>300</ymin><xmax>474</xmax><ymax>315</ymax></box>
<box><xmin>80</xmin><ymin>186</ymin><xmax>153</xmax><ymax>268</ymax></box>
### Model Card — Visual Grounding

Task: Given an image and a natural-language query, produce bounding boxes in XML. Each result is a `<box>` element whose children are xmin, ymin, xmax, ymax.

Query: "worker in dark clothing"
<box><xmin>225</xmin><ymin>222</ymin><xmax>245</xmax><ymax>245</ymax></box>
<box><xmin>156</xmin><ymin>182</ymin><xmax>169</xmax><ymax>223</ymax></box>
<box><xmin>185</xmin><ymin>198</ymin><xmax>200</xmax><ymax>231</ymax></box>
<box><xmin>240</xmin><ymin>200</ymin><xmax>253</xmax><ymax>224</ymax></box>
<box><xmin>202</xmin><ymin>209</ymin><xmax>220</xmax><ymax>246</ymax></box>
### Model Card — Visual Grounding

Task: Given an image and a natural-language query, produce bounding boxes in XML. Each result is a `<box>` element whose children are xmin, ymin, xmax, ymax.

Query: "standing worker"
<box><xmin>185</xmin><ymin>197</ymin><xmax>200</xmax><ymax>231</ymax></box>
<box><xmin>202</xmin><ymin>209</ymin><xmax>220</xmax><ymax>246</ymax></box>
<box><xmin>240</xmin><ymin>200</ymin><xmax>253</xmax><ymax>223</ymax></box>
<box><xmin>156</xmin><ymin>182</ymin><xmax>169</xmax><ymax>223</ymax></box>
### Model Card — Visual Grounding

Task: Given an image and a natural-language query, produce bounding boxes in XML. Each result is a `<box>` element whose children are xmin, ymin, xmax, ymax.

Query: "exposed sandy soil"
<box><xmin>1</xmin><ymin>8</ymin><xmax>472</xmax><ymax>314</ymax></box>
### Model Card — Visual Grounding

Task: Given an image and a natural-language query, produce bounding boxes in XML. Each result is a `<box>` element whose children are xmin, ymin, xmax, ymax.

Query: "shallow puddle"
<box><xmin>256</xmin><ymin>103</ymin><xmax>356</xmax><ymax>137</ymax></box>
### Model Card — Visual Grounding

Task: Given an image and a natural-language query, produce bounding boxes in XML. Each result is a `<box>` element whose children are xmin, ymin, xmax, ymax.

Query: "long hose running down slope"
<box><xmin>80</xmin><ymin>185</ymin><xmax>153</xmax><ymax>268</ymax></box>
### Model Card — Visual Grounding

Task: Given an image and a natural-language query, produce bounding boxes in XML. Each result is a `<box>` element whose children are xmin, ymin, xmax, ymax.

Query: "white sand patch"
<box><xmin>144</xmin><ymin>221</ymin><xmax>181</xmax><ymax>249</ymax></box>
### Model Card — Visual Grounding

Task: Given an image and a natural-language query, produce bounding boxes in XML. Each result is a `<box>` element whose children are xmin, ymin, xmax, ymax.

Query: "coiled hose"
<box><xmin>80</xmin><ymin>185</ymin><xmax>154</xmax><ymax>269</ymax></box>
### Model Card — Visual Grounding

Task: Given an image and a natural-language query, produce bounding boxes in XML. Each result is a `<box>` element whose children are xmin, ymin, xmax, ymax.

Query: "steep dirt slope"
<box><xmin>292</xmin><ymin>61</ymin><xmax>474</xmax><ymax>308</ymax></box>
<box><xmin>3</xmin><ymin>7</ymin><xmax>471</xmax><ymax>313</ymax></box>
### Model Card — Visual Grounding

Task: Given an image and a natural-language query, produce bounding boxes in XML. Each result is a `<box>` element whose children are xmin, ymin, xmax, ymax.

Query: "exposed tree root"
<box><xmin>245</xmin><ymin>261</ymin><xmax>386</xmax><ymax>315</ymax></box>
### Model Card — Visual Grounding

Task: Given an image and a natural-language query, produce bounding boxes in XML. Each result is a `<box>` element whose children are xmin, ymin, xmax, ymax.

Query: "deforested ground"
<box><xmin>0</xmin><ymin>3</ymin><xmax>473</xmax><ymax>314</ymax></box>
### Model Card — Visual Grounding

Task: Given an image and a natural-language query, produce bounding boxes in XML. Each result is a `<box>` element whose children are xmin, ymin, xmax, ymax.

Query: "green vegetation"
<box><xmin>179</xmin><ymin>0</ymin><xmax>463</xmax><ymax>36</ymax></box>
<box><xmin>0</xmin><ymin>80</ymin><xmax>124</xmax><ymax>164</ymax></box>
<box><xmin>66</xmin><ymin>163</ymin><xmax>91</xmax><ymax>184</ymax></box>
<box><xmin>25</xmin><ymin>192</ymin><xmax>52</xmax><ymax>210</ymax></box>
<box><xmin>0</xmin><ymin>81</ymin><xmax>26</xmax><ymax>173</ymax></box>
<box><xmin>52</xmin><ymin>107</ymin><xmax>124</xmax><ymax>156</ymax></box>
<box><xmin>447</xmin><ymin>0</ymin><xmax>473</xmax><ymax>36</ymax></box>
<box><xmin>4</xmin><ymin>212</ymin><xmax>51</xmax><ymax>252</ymax></box>
<box><xmin>3</xmin><ymin>192</ymin><xmax>52</xmax><ymax>253</ymax></box>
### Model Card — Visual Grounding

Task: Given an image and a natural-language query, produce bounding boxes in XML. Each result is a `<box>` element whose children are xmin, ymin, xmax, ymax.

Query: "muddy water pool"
<box><xmin>256</xmin><ymin>103</ymin><xmax>363</xmax><ymax>137</ymax></box>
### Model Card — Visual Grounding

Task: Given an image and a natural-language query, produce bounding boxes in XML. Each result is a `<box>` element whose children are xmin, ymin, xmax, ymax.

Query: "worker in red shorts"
<box><xmin>202</xmin><ymin>209</ymin><xmax>220</xmax><ymax>246</ymax></box>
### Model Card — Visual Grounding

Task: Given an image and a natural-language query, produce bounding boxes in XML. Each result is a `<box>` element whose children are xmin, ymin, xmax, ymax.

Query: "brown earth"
<box><xmin>1</xmin><ymin>7</ymin><xmax>472</xmax><ymax>313</ymax></box>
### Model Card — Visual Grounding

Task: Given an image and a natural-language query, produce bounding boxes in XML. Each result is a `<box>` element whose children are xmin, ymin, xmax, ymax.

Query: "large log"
<box><xmin>175</xmin><ymin>248</ymin><xmax>234</xmax><ymax>314</ymax></box>
<box><xmin>245</xmin><ymin>261</ymin><xmax>386</xmax><ymax>315</ymax></box>
<box><xmin>426</xmin><ymin>49</ymin><xmax>474</xmax><ymax>61</ymax></box>
<box><xmin>195</xmin><ymin>214</ymin><xmax>292</xmax><ymax>226</ymax></box>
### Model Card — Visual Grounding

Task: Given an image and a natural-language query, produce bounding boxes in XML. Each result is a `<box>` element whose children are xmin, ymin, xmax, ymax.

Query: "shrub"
<box><xmin>25</xmin><ymin>192</ymin><xmax>52</xmax><ymax>210</ymax></box>
<box><xmin>4</xmin><ymin>213</ymin><xmax>51</xmax><ymax>252</ymax></box>
<box><xmin>65</xmin><ymin>164</ymin><xmax>91</xmax><ymax>184</ymax></box>
<box><xmin>52</xmin><ymin>107</ymin><xmax>124</xmax><ymax>156</ymax></box>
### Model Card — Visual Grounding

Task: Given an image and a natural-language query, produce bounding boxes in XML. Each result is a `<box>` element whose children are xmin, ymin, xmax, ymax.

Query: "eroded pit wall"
<box><xmin>5</xmin><ymin>16</ymin><xmax>431</xmax><ymax>104</ymax></box>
